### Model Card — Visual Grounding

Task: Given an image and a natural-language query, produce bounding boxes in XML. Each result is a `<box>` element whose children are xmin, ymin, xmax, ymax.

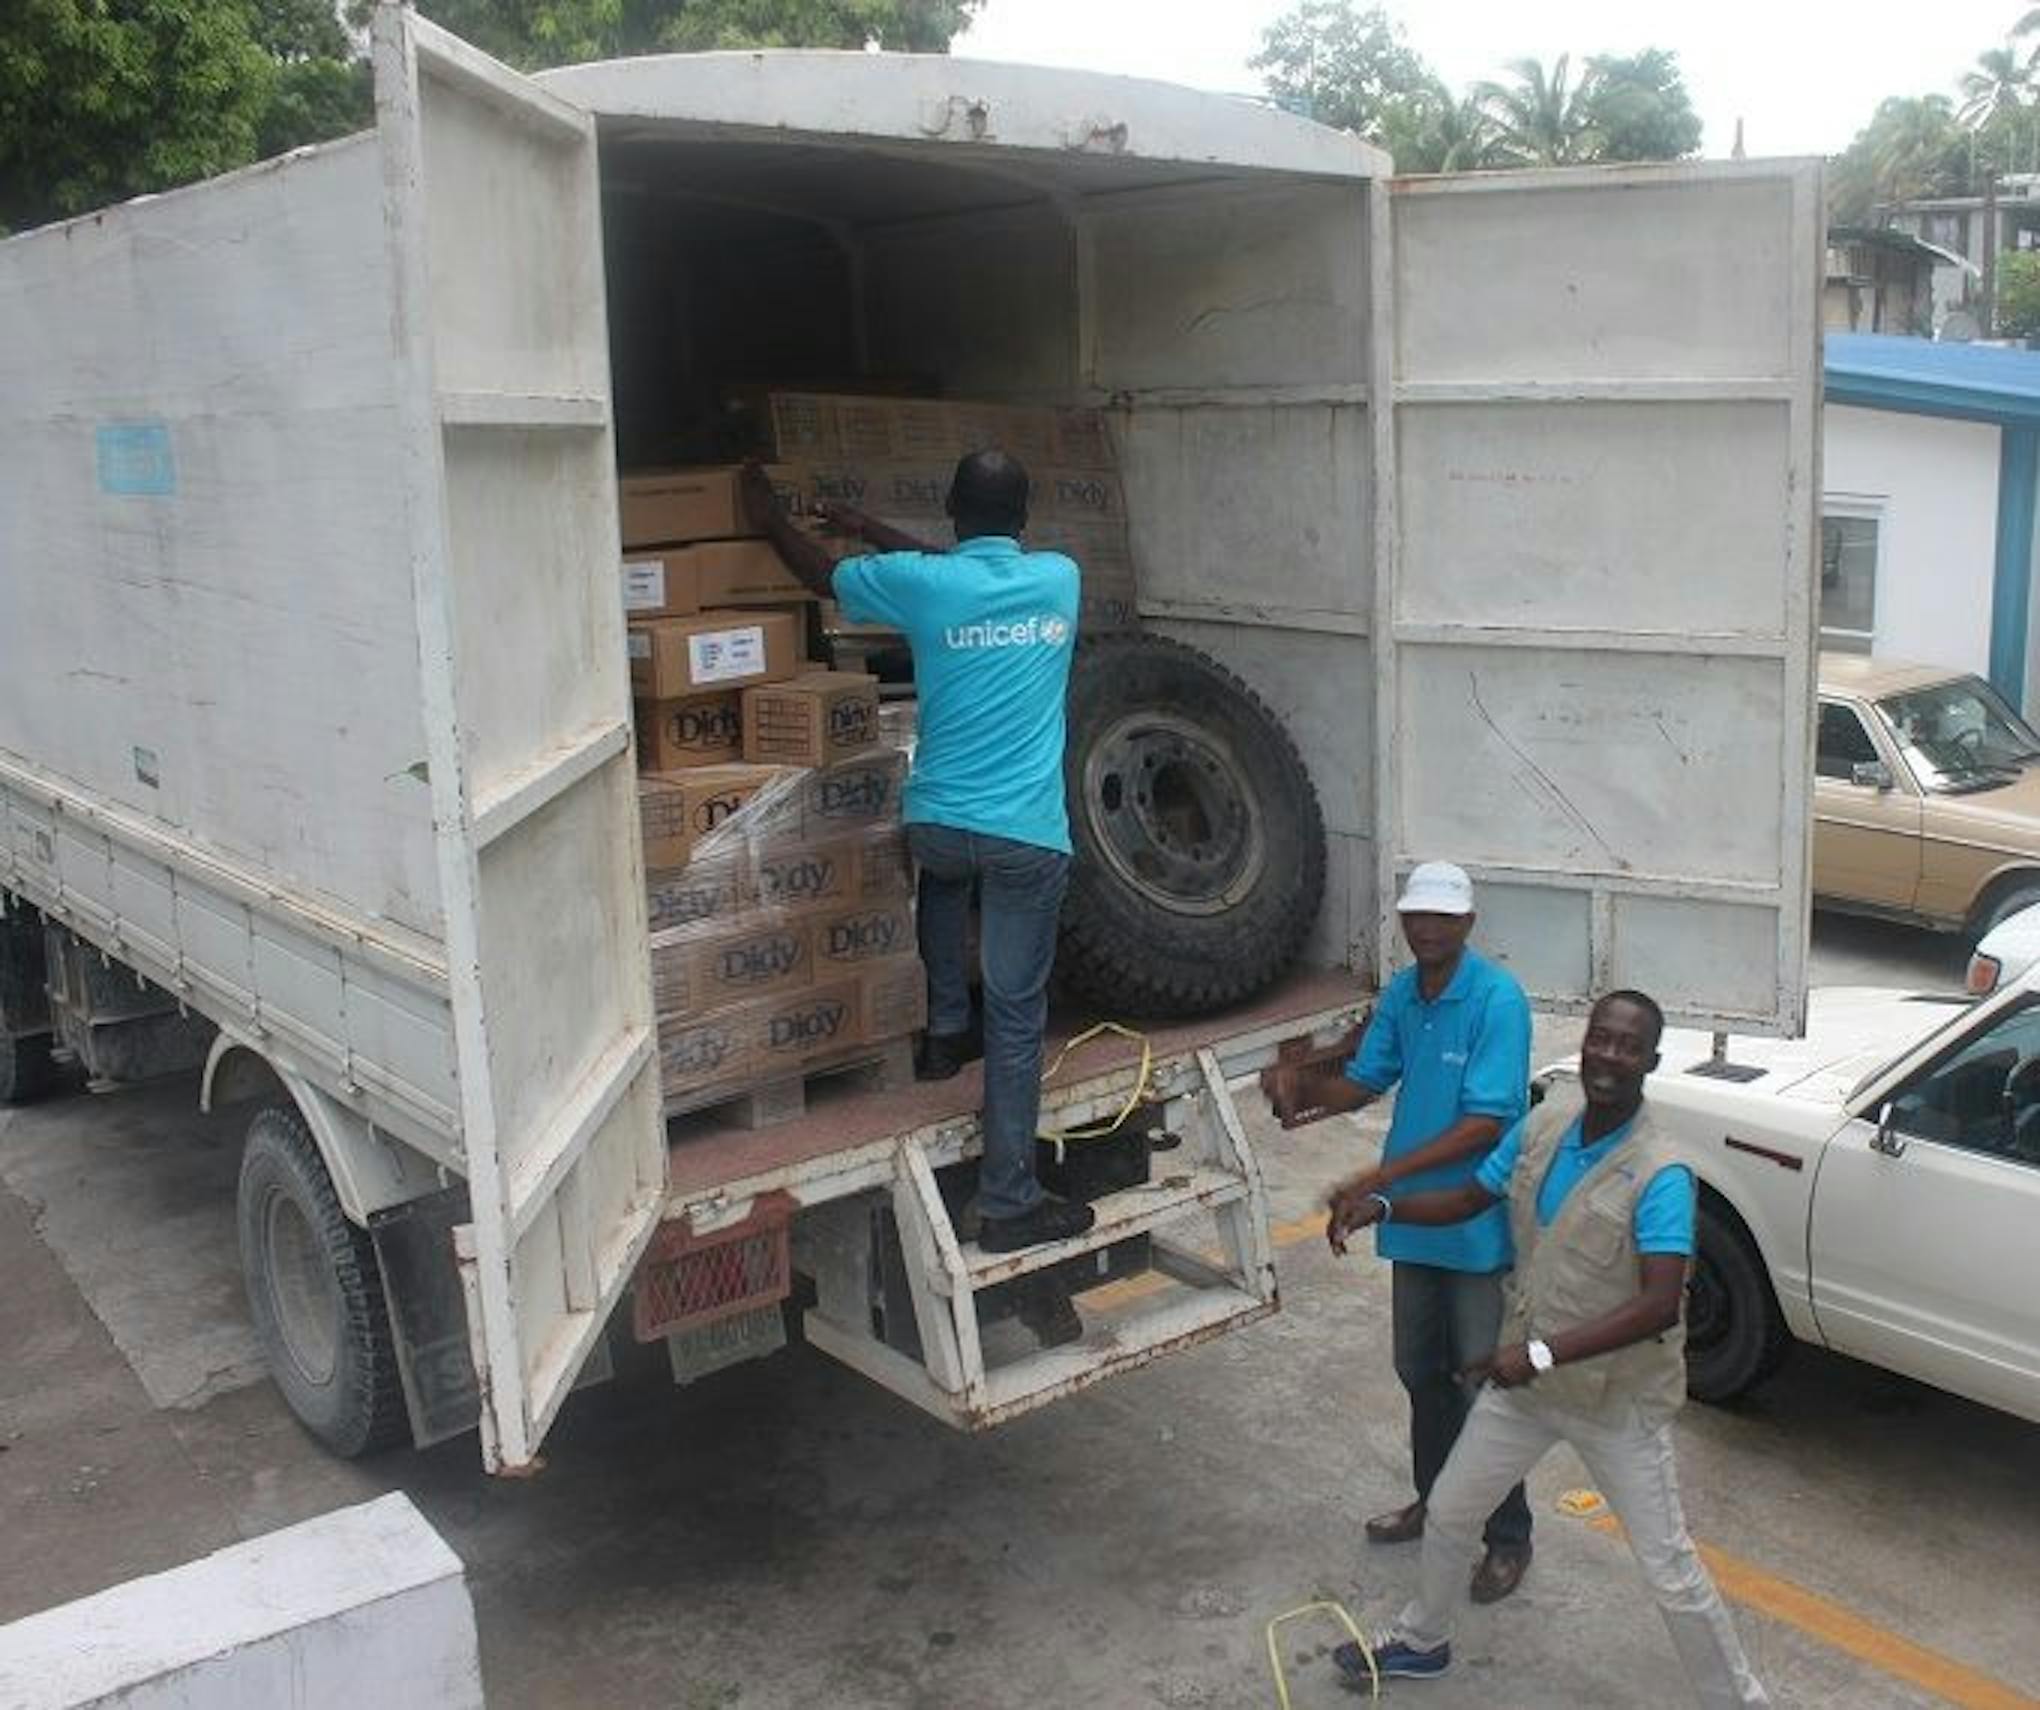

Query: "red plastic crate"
<box><xmin>633</xmin><ymin>1192</ymin><xmax>794</xmax><ymax>1342</ymax></box>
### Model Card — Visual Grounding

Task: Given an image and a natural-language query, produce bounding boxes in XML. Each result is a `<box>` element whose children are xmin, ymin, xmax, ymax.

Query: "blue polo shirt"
<box><xmin>1476</xmin><ymin>1114</ymin><xmax>1696</xmax><ymax>1256</ymax></box>
<box><xmin>834</xmin><ymin>537</ymin><xmax>1079</xmax><ymax>854</ymax></box>
<box><xmin>1346</xmin><ymin>950</ymin><xmax>1529</xmax><ymax>1271</ymax></box>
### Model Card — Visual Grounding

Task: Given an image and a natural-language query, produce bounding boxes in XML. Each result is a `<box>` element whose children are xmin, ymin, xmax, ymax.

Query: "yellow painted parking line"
<box><xmin>1082</xmin><ymin>1208</ymin><xmax>2040</xmax><ymax>1707</ymax></box>
<box><xmin>1586</xmin><ymin>1516</ymin><xmax>2040</xmax><ymax>1710</ymax></box>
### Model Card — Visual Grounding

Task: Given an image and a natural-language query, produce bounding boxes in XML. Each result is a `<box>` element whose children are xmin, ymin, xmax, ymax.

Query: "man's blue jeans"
<box><xmin>908</xmin><ymin>823</ymin><xmax>1070</xmax><ymax>1222</ymax></box>
<box><xmin>1392</xmin><ymin>1262</ymin><xmax>1534</xmax><ymax>1552</ymax></box>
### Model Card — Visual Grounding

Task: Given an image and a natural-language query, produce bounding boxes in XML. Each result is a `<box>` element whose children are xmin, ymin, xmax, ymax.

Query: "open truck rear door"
<box><xmin>371</xmin><ymin>7</ymin><xmax>665</xmax><ymax>1471</ymax></box>
<box><xmin>1376</xmin><ymin>164</ymin><xmax>1821</xmax><ymax>1034</ymax></box>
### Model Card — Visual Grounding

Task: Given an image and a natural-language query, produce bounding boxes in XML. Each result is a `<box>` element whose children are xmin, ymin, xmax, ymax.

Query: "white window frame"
<box><xmin>1820</xmin><ymin>493</ymin><xmax>1885</xmax><ymax>654</ymax></box>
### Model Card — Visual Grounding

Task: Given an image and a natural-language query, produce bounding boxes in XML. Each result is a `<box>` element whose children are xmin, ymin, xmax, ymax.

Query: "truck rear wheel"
<box><xmin>0</xmin><ymin>1033</ymin><xmax>56</xmax><ymax>1106</ymax></box>
<box><xmin>238</xmin><ymin>1104</ymin><xmax>407</xmax><ymax>1457</ymax></box>
<box><xmin>1060</xmin><ymin>633</ymin><xmax>1327</xmax><ymax>1018</ymax></box>
<box><xmin>1685</xmin><ymin>1200</ymin><xmax>1790</xmax><ymax>1405</ymax></box>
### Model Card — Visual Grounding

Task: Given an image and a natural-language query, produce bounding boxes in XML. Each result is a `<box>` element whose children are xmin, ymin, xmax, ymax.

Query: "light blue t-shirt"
<box><xmin>833</xmin><ymin>537</ymin><xmax>1079</xmax><ymax>854</ymax></box>
<box><xmin>1476</xmin><ymin>1114</ymin><xmax>1696</xmax><ymax>1256</ymax></box>
<box><xmin>1345</xmin><ymin>950</ymin><xmax>1530</xmax><ymax>1273</ymax></box>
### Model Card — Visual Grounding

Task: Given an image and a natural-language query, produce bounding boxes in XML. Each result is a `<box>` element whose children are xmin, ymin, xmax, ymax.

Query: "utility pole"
<box><xmin>1984</xmin><ymin>167</ymin><xmax>2000</xmax><ymax>337</ymax></box>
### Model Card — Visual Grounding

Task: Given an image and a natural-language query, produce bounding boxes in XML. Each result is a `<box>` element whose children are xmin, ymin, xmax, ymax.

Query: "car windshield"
<box><xmin>1875</xmin><ymin>676</ymin><xmax>2040</xmax><ymax>793</ymax></box>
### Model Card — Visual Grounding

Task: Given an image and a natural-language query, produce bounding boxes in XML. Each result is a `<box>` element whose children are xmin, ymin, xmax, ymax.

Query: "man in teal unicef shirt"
<box><xmin>1263</xmin><ymin>861</ymin><xmax>1536</xmax><ymax>1604</ymax></box>
<box><xmin>748</xmin><ymin>453</ymin><xmax>1095</xmax><ymax>1258</ymax></box>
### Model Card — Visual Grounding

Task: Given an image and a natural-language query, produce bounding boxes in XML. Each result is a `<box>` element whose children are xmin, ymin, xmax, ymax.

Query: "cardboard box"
<box><xmin>754</xmin><ymin>838</ymin><xmax>860</xmax><ymax>912</ymax></box>
<box><xmin>759</xmin><ymin>393</ymin><xmax>1114</xmax><ymax>472</ymax></box>
<box><xmin>638</xmin><ymin>775</ymin><xmax>693</xmax><ymax>871</ymax></box>
<box><xmin>813</xmin><ymin>900</ymin><xmax>915</xmax><ymax>978</ymax></box>
<box><xmin>742</xmin><ymin>671</ymin><xmax>879</xmax><ymax>767</ymax></box>
<box><xmin>682</xmin><ymin>538</ymin><xmax>814</xmax><ymax>607</ymax></box>
<box><xmin>858</xmin><ymin>955</ymin><xmax>929</xmax><ymax>1044</ymax></box>
<box><xmin>801</xmin><ymin>747</ymin><xmax>909</xmax><ymax>838</ymax></box>
<box><xmin>695</xmin><ymin>916</ymin><xmax>814</xmax><ymax>1007</ymax></box>
<box><xmin>672</xmin><ymin>763</ymin><xmax>790</xmax><ymax>852</ymax></box>
<box><xmin>751</xmin><ymin>980</ymin><xmax>861</xmax><ymax>1075</ymax></box>
<box><xmin>628</xmin><ymin>609</ymin><xmax>802</xmax><ymax>699</ymax></box>
<box><xmin>645</xmin><ymin>850</ymin><xmax>749</xmax><ymax>932</ymax></box>
<box><xmin>637</xmin><ymin>693</ymin><xmax>743</xmax><ymax>772</ymax></box>
<box><xmin>657</xmin><ymin>1006</ymin><xmax>757</xmax><ymax>1101</ymax></box>
<box><xmin>619</xmin><ymin>550</ymin><xmax>703</xmax><ymax>620</ymax></box>
<box><xmin>858</xmin><ymin>830</ymin><xmax>915</xmax><ymax>900</ymax></box>
<box><xmin>619</xmin><ymin>467</ymin><xmax>753</xmax><ymax>548</ymax></box>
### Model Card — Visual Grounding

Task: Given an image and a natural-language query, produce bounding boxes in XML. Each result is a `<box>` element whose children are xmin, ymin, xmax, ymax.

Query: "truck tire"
<box><xmin>0</xmin><ymin>1033</ymin><xmax>56</xmax><ymax>1106</ymax></box>
<box><xmin>237</xmin><ymin>1104</ymin><xmax>407</xmax><ymax>1457</ymax></box>
<box><xmin>1685</xmin><ymin>1200</ymin><xmax>1791</xmax><ymax>1405</ymax></box>
<box><xmin>1060</xmin><ymin>633</ymin><xmax>1327</xmax><ymax>1017</ymax></box>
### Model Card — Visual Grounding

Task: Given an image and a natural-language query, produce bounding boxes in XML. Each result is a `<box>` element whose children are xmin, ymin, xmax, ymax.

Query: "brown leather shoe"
<box><xmin>1470</xmin><ymin>1544</ymin><xmax>1532</xmax><ymax>1605</ymax></box>
<box><xmin>1364</xmin><ymin>1500</ymin><xmax>1427</xmax><ymax>1545</ymax></box>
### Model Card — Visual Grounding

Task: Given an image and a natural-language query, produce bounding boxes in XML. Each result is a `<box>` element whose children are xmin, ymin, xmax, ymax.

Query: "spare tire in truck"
<box><xmin>1060</xmin><ymin>633</ymin><xmax>1327</xmax><ymax>1017</ymax></box>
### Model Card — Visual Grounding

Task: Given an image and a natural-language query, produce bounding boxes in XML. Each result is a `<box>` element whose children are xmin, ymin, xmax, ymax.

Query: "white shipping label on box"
<box><xmin>689</xmin><ymin>624</ymin><xmax>767</xmax><ymax>684</ymax></box>
<box><xmin>628</xmin><ymin>632</ymin><xmax>652</xmax><ymax>660</ymax></box>
<box><xmin>622</xmin><ymin>560</ymin><xmax>669</xmax><ymax>612</ymax></box>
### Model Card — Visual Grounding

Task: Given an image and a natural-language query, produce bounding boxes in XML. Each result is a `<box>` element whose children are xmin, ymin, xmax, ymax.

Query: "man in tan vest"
<box><xmin>1323</xmin><ymin>990</ymin><xmax>1769</xmax><ymax>1707</ymax></box>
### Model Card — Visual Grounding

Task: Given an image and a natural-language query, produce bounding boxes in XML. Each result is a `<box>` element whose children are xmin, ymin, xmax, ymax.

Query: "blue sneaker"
<box><xmin>1333</xmin><ymin>1631</ymin><xmax>1452</xmax><ymax>1686</ymax></box>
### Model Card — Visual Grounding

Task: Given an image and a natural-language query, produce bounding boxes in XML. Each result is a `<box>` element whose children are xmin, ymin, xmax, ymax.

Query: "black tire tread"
<box><xmin>1686</xmin><ymin>1198</ymin><xmax>1791</xmax><ymax>1405</ymax></box>
<box><xmin>1977</xmin><ymin>878</ymin><xmax>2040</xmax><ymax>940</ymax></box>
<box><xmin>238</xmin><ymin>1104</ymin><xmax>407</xmax><ymax>1457</ymax></box>
<box><xmin>1059</xmin><ymin>631</ymin><xmax>1328</xmax><ymax>1018</ymax></box>
<box><xmin>0</xmin><ymin>1033</ymin><xmax>56</xmax><ymax>1106</ymax></box>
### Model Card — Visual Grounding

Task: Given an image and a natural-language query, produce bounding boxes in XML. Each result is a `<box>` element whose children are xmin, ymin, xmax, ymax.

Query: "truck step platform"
<box><xmin>799</xmin><ymin>1045</ymin><xmax>1279</xmax><ymax>1430</ymax></box>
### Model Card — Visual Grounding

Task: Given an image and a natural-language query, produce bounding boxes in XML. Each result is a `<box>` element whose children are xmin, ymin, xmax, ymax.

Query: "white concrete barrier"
<box><xmin>0</xmin><ymin>1493</ymin><xmax>483</xmax><ymax>1709</ymax></box>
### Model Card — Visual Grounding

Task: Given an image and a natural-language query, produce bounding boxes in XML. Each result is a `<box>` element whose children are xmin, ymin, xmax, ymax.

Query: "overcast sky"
<box><xmin>955</xmin><ymin>0</ymin><xmax>2033</xmax><ymax>159</ymax></box>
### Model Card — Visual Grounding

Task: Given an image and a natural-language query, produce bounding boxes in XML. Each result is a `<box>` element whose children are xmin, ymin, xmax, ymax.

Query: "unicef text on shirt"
<box><xmin>941</xmin><ymin>614</ymin><xmax>1072</xmax><ymax>651</ymax></box>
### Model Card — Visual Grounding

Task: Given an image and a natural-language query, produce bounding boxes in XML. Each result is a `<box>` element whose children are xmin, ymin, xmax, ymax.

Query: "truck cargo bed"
<box><xmin>663</xmin><ymin>967</ymin><xmax>1369</xmax><ymax>1210</ymax></box>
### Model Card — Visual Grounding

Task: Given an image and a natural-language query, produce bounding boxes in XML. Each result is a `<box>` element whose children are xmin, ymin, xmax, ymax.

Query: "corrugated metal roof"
<box><xmin>1827</xmin><ymin>331</ymin><xmax>2040</xmax><ymax>424</ymax></box>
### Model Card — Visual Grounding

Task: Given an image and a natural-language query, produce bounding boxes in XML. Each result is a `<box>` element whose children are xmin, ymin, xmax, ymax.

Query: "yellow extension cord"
<box><xmin>1266</xmin><ymin>1601</ymin><xmax>1379</xmax><ymax>1704</ymax></box>
<box><xmin>1032</xmin><ymin>1034</ymin><xmax>1382</xmax><ymax>1704</ymax></box>
<box><xmin>1034</xmin><ymin>1021</ymin><xmax>1155</xmax><ymax>1157</ymax></box>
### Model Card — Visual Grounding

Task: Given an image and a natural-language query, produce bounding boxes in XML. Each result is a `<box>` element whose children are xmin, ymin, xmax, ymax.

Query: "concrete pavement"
<box><xmin>2</xmin><ymin>911</ymin><xmax>2034</xmax><ymax>1708</ymax></box>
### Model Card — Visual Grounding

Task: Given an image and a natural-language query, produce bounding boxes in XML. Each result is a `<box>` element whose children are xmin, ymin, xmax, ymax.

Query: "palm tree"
<box><xmin>1473</xmin><ymin>55</ymin><xmax>1601</xmax><ymax>167</ymax></box>
<box><xmin>1959</xmin><ymin>46</ymin><xmax>2029</xmax><ymax>129</ymax></box>
<box><xmin>1869</xmin><ymin>95</ymin><xmax>1965</xmax><ymax>206</ymax></box>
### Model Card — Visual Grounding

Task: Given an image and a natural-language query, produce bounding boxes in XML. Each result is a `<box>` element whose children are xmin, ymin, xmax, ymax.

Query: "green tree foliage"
<box><xmin>1252</xmin><ymin>4</ymin><xmax>1702</xmax><ymax>172</ymax></box>
<box><xmin>1997</xmin><ymin>250</ymin><xmax>2040</xmax><ymax>336</ymax></box>
<box><xmin>1474</xmin><ymin>55</ymin><xmax>1599</xmax><ymax>167</ymax></box>
<box><xmin>1249</xmin><ymin>2</ymin><xmax>1433</xmax><ymax>135</ymax></box>
<box><xmin>2</xmin><ymin>0</ymin><xmax>981</xmax><ymax>233</ymax></box>
<box><xmin>1</xmin><ymin>0</ymin><xmax>274</xmax><ymax>232</ymax></box>
<box><xmin>1582</xmin><ymin>48</ymin><xmax>1702</xmax><ymax>162</ymax></box>
<box><xmin>390</xmin><ymin>0</ymin><xmax>982</xmax><ymax>70</ymax></box>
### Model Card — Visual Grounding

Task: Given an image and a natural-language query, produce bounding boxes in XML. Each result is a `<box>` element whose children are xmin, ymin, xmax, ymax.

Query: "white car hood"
<box><xmin>1655</xmin><ymin>987</ymin><xmax>1971</xmax><ymax>1104</ymax></box>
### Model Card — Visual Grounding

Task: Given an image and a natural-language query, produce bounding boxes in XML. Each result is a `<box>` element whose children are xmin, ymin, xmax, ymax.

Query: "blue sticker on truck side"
<box><xmin>96</xmin><ymin>422</ymin><xmax>176</xmax><ymax>495</ymax></box>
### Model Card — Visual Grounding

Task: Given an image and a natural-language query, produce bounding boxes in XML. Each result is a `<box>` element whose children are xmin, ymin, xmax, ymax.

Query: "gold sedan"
<box><xmin>1816</xmin><ymin>653</ymin><xmax>2040</xmax><ymax>939</ymax></box>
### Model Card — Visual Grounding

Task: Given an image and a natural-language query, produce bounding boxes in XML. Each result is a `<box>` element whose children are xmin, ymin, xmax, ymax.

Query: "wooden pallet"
<box><xmin>664</xmin><ymin>1035</ymin><xmax>917</xmax><ymax>1131</ymax></box>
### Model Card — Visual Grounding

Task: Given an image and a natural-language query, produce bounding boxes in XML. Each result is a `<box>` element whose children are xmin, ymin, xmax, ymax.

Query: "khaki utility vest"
<box><xmin>1501</xmin><ymin>1088</ymin><xmax>1689</xmax><ymax>1426</ymax></box>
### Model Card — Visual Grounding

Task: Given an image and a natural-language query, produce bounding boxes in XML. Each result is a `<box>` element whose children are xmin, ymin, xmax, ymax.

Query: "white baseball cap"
<box><xmin>1396</xmin><ymin>861</ymin><xmax>1474</xmax><ymax>916</ymax></box>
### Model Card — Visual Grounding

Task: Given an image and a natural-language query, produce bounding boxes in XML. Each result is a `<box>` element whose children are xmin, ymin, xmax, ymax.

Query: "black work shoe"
<box><xmin>914</xmin><ymin>1026</ymin><xmax>983</xmax><ymax>1082</ymax></box>
<box><xmin>1015</xmin><ymin>1277</ymin><xmax>1085</xmax><ymax>1348</ymax></box>
<box><xmin>978</xmin><ymin>1197</ymin><xmax>1096</xmax><ymax>1254</ymax></box>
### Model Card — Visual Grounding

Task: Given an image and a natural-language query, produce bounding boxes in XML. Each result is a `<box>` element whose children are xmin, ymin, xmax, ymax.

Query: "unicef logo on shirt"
<box><xmin>943</xmin><ymin>613</ymin><xmax>1074</xmax><ymax>651</ymax></box>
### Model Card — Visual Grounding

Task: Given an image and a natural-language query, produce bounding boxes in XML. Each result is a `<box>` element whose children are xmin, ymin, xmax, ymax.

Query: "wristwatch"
<box><xmin>1526</xmin><ymin>1338</ymin><xmax>1555</xmax><ymax>1375</ymax></box>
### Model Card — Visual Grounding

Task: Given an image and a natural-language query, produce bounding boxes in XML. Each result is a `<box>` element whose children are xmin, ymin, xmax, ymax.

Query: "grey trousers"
<box><xmin>1398</xmin><ymin>1384</ymin><xmax>1770</xmax><ymax>1709</ymax></box>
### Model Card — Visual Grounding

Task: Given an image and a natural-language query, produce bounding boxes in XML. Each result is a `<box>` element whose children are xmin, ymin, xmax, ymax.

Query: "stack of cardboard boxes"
<box><xmin>644</xmin><ymin>751</ymin><xmax>925</xmax><ymax>1108</ymax></box>
<box><xmin>620</xmin><ymin>465</ymin><xmax>925</xmax><ymax>1111</ymax></box>
<box><xmin>723</xmin><ymin>389</ymin><xmax>1137</xmax><ymax>632</ymax></box>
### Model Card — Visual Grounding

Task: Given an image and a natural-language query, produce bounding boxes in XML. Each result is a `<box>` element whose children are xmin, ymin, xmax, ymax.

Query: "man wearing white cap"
<box><xmin>1263</xmin><ymin>861</ymin><xmax>1535</xmax><ymax>1603</ymax></box>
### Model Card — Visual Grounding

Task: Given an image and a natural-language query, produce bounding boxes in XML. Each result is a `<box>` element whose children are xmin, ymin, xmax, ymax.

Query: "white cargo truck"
<box><xmin>0</xmin><ymin>5</ymin><xmax>1821</xmax><ymax>1472</ymax></box>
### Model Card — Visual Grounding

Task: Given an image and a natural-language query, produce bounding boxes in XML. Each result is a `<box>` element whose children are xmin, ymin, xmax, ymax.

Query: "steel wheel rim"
<box><xmin>265</xmin><ymin>1189</ymin><xmax>340</xmax><ymax>1387</ymax></box>
<box><xmin>1081</xmin><ymin>711</ymin><xmax>1265</xmax><ymax>917</ymax></box>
